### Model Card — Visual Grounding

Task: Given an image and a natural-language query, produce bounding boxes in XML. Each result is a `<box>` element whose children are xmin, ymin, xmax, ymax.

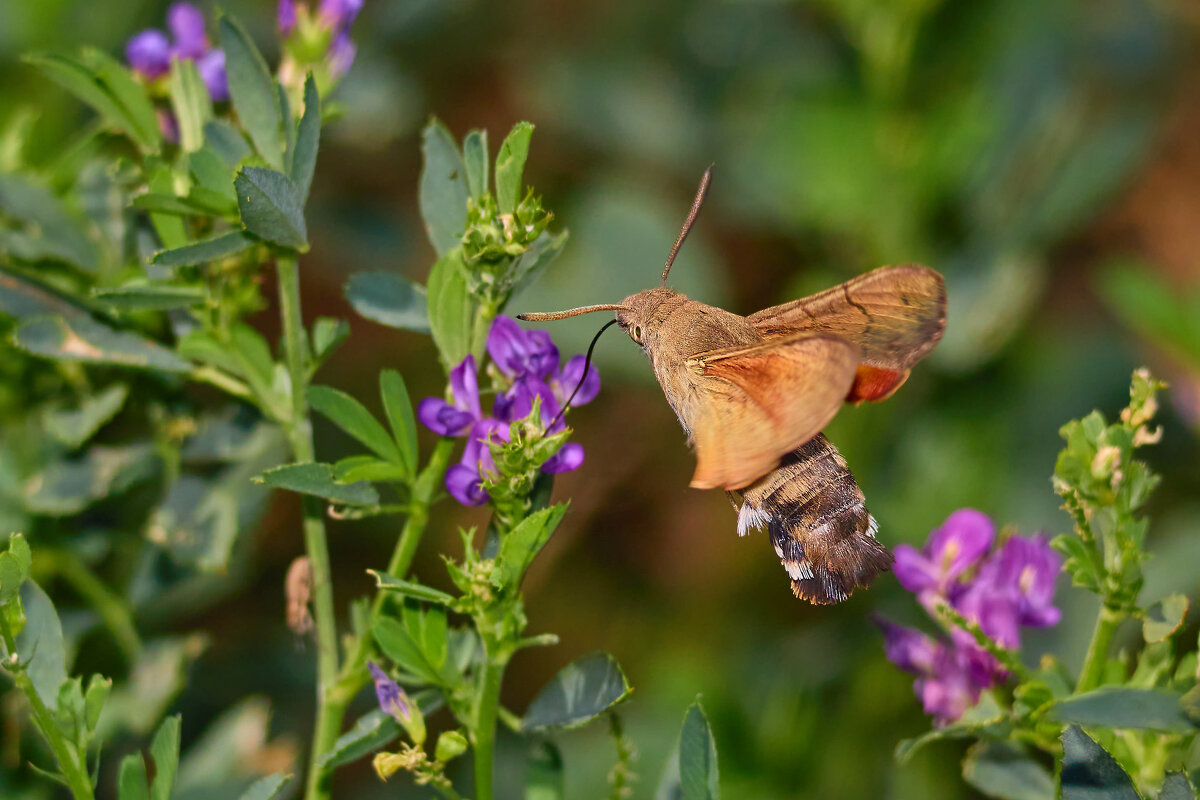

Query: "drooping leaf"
<box><xmin>525</xmin><ymin>741</ymin><xmax>565</xmax><ymax>800</ymax></box>
<box><xmin>522</xmin><ymin>652</ymin><xmax>632</xmax><ymax>731</ymax></box>
<box><xmin>344</xmin><ymin>271</ymin><xmax>430</xmax><ymax>333</ymax></box>
<box><xmin>92</xmin><ymin>283</ymin><xmax>206</xmax><ymax>310</ymax></box>
<box><xmin>462</xmin><ymin>128</ymin><xmax>489</xmax><ymax>198</ymax></box>
<box><xmin>418</xmin><ymin>119</ymin><xmax>469</xmax><ymax>255</ymax></box>
<box><xmin>152</xmin><ymin>231</ymin><xmax>255</xmax><ymax>267</ymax></box>
<box><xmin>962</xmin><ymin>741</ymin><xmax>1054</xmax><ymax>800</ymax></box>
<box><xmin>1144</xmin><ymin>594</ymin><xmax>1189</xmax><ymax>643</ymax></box>
<box><xmin>219</xmin><ymin>14</ymin><xmax>282</xmax><ymax>167</ymax></box>
<box><xmin>1060</xmin><ymin>725</ymin><xmax>1139</xmax><ymax>800</ymax></box>
<box><xmin>150</xmin><ymin>715</ymin><xmax>182</xmax><ymax>800</ymax></box>
<box><xmin>235</xmin><ymin>167</ymin><xmax>307</xmax><ymax>249</ymax></box>
<box><xmin>169</xmin><ymin>57</ymin><xmax>212</xmax><ymax>153</ymax></box>
<box><xmin>307</xmin><ymin>385</ymin><xmax>402</xmax><ymax>464</ymax></box>
<box><xmin>1052</xmin><ymin>688</ymin><xmax>1195</xmax><ymax>732</ymax></box>
<box><xmin>235</xmin><ymin>774</ymin><xmax>292</xmax><ymax>800</ymax></box>
<box><xmin>426</xmin><ymin>252</ymin><xmax>473</xmax><ymax>370</ymax></box>
<box><xmin>255</xmin><ymin>463</ymin><xmax>379</xmax><ymax>506</ymax></box>
<box><xmin>495</xmin><ymin>121</ymin><xmax>534</xmax><ymax>214</ymax></box>
<box><xmin>494</xmin><ymin>503</ymin><xmax>568</xmax><ymax>590</ymax></box>
<box><xmin>42</xmin><ymin>383</ymin><xmax>128</xmax><ymax>448</ymax></box>
<box><xmin>291</xmin><ymin>75</ymin><xmax>320</xmax><ymax>205</ymax></box>
<box><xmin>379</xmin><ymin>370</ymin><xmax>418</xmax><ymax>475</ymax></box>
<box><xmin>368</xmin><ymin>571</ymin><xmax>455</xmax><ymax>605</ymax></box>
<box><xmin>14</xmin><ymin>315</ymin><xmax>190</xmax><ymax>372</ymax></box>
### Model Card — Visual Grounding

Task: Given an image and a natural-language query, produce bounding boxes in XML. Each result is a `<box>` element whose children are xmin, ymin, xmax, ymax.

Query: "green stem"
<box><xmin>0</xmin><ymin>623</ymin><xmax>93</xmax><ymax>800</ymax></box>
<box><xmin>277</xmin><ymin>255</ymin><xmax>341</xmax><ymax>800</ymax></box>
<box><xmin>1076</xmin><ymin>604</ymin><xmax>1124</xmax><ymax>693</ymax></box>
<box><xmin>473</xmin><ymin>652</ymin><xmax>506</xmax><ymax>800</ymax></box>
<box><xmin>43</xmin><ymin>549</ymin><xmax>141</xmax><ymax>665</ymax></box>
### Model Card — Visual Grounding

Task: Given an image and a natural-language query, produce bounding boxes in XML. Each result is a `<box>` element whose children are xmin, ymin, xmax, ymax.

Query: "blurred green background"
<box><xmin>4</xmin><ymin>0</ymin><xmax>1200</xmax><ymax>797</ymax></box>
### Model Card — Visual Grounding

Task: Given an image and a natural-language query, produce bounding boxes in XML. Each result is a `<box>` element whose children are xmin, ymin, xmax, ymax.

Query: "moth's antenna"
<box><xmin>660</xmin><ymin>165</ymin><xmax>713</xmax><ymax>286</ymax></box>
<box><xmin>546</xmin><ymin>318</ymin><xmax>619</xmax><ymax>430</ymax></box>
<box><xmin>517</xmin><ymin>304</ymin><xmax>629</xmax><ymax>322</ymax></box>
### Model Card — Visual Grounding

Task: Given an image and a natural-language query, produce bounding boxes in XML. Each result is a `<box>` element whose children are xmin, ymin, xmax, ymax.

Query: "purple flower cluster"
<box><xmin>878</xmin><ymin>509</ymin><xmax>1062</xmax><ymax>725</ymax></box>
<box><xmin>125</xmin><ymin>3</ymin><xmax>228</xmax><ymax>101</ymax></box>
<box><xmin>418</xmin><ymin>316</ymin><xmax>599</xmax><ymax>506</ymax></box>
<box><xmin>278</xmin><ymin>0</ymin><xmax>362</xmax><ymax>78</ymax></box>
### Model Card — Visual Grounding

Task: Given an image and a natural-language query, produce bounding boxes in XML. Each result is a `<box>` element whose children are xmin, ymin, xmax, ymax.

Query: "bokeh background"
<box><xmin>4</xmin><ymin>0</ymin><xmax>1200</xmax><ymax>796</ymax></box>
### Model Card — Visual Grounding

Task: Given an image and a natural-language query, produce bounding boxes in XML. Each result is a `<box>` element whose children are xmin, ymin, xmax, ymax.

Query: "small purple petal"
<box><xmin>446</xmin><ymin>463</ymin><xmax>487</xmax><ymax>506</ymax></box>
<box><xmin>196</xmin><ymin>49</ymin><xmax>228</xmax><ymax>102</ymax></box>
<box><xmin>875</xmin><ymin>618</ymin><xmax>938</xmax><ymax>676</ymax></box>
<box><xmin>893</xmin><ymin>544</ymin><xmax>939</xmax><ymax>595</ymax></box>
<box><xmin>542</xmin><ymin>442</ymin><xmax>584</xmax><ymax>474</ymax></box>
<box><xmin>496</xmin><ymin>377</ymin><xmax>560</xmax><ymax>425</ymax></box>
<box><xmin>462</xmin><ymin>418</ymin><xmax>507</xmax><ymax>480</ymax></box>
<box><xmin>448</xmin><ymin>355</ymin><xmax>482</xmax><ymax>420</ymax></box>
<box><xmin>978</xmin><ymin>535</ymin><xmax>1062</xmax><ymax>629</ymax></box>
<box><xmin>927</xmin><ymin>509</ymin><xmax>995</xmax><ymax>583</ymax></box>
<box><xmin>555</xmin><ymin>355</ymin><xmax>600</xmax><ymax>406</ymax></box>
<box><xmin>368</xmin><ymin>661</ymin><xmax>411</xmax><ymax>721</ymax></box>
<box><xmin>157</xmin><ymin>109</ymin><xmax>180</xmax><ymax>143</ymax></box>
<box><xmin>915</xmin><ymin>647</ymin><xmax>980</xmax><ymax>726</ymax></box>
<box><xmin>319</xmin><ymin>0</ymin><xmax>364</xmax><ymax>28</ymax></box>
<box><xmin>277</xmin><ymin>0</ymin><xmax>298</xmax><ymax>33</ymax></box>
<box><xmin>167</xmin><ymin>2</ymin><xmax>209</xmax><ymax>59</ymax></box>
<box><xmin>328</xmin><ymin>31</ymin><xmax>356</xmax><ymax>79</ymax></box>
<box><xmin>488</xmin><ymin>316</ymin><xmax>559</xmax><ymax>380</ymax></box>
<box><xmin>126</xmin><ymin>30</ymin><xmax>172</xmax><ymax>78</ymax></box>
<box><xmin>418</xmin><ymin>397</ymin><xmax>473</xmax><ymax>437</ymax></box>
<box><xmin>953</xmin><ymin>581</ymin><xmax>1021</xmax><ymax>650</ymax></box>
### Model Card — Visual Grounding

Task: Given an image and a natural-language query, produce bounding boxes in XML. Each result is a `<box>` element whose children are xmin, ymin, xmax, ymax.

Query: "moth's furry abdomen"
<box><xmin>738</xmin><ymin>434</ymin><xmax>893</xmax><ymax>604</ymax></box>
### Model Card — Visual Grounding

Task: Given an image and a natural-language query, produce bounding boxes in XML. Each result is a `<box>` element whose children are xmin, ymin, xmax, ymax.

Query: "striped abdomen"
<box><xmin>735</xmin><ymin>434</ymin><xmax>892</xmax><ymax>604</ymax></box>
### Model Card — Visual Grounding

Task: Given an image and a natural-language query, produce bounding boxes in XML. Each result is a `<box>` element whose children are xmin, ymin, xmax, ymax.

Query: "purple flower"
<box><xmin>552</xmin><ymin>355</ymin><xmax>601</xmax><ymax>406</ymax></box>
<box><xmin>418</xmin><ymin>355</ymin><xmax>483</xmax><ymax>436</ymax></box>
<box><xmin>489</xmin><ymin>316</ymin><xmax>559</xmax><ymax>380</ymax></box>
<box><xmin>319</xmin><ymin>0</ymin><xmax>364</xmax><ymax>28</ymax></box>
<box><xmin>126</xmin><ymin>30</ymin><xmax>172</xmax><ymax>79</ymax></box>
<box><xmin>277</xmin><ymin>0</ymin><xmax>298</xmax><ymax>33</ymax></box>
<box><xmin>915</xmin><ymin>647</ymin><xmax>981</xmax><ymax>726</ymax></box>
<box><xmin>368</xmin><ymin>661</ymin><xmax>411</xmax><ymax>722</ymax></box>
<box><xmin>167</xmin><ymin>2</ymin><xmax>209</xmax><ymax>59</ymax></box>
<box><xmin>196</xmin><ymin>50</ymin><xmax>229</xmax><ymax>102</ymax></box>
<box><xmin>877</xmin><ymin>619</ymin><xmax>938</xmax><ymax>675</ymax></box>
<box><xmin>542</xmin><ymin>442</ymin><xmax>584</xmax><ymax>473</ymax></box>
<box><xmin>977</xmin><ymin>535</ymin><xmax>1062</xmax><ymax>628</ymax></box>
<box><xmin>327</xmin><ymin>31</ymin><xmax>357</xmax><ymax>79</ymax></box>
<box><xmin>446</xmin><ymin>419</ymin><xmax>508</xmax><ymax>506</ymax></box>
<box><xmin>894</xmin><ymin>508</ymin><xmax>994</xmax><ymax>600</ymax></box>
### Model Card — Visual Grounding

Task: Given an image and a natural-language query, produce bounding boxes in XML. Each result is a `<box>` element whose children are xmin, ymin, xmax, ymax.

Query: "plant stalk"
<box><xmin>473</xmin><ymin>652</ymin><xmax>507</xmax><ymax>800</ymax></box>
<box><xmin>277</xmin><ymin>254</ymin><xmax>341</xmax><ymax>800</ymax></box>
<box><xmin>1076</xmin><ymin>604</ymin><xmax>1124</xmax><ymax>693</ymax></box>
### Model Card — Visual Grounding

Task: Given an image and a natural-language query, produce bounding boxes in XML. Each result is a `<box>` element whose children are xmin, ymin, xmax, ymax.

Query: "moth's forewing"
<box><xmin>738</xmin><ymin>434</ymin><xmax>892</xmax><ymax>604</ymax></box>
<box><xmin>686</xmin><ymin>333</ymin><xmax>858</xmax><ymax>490</ymax></box>
<box><xmin>748</xmin><ymin>264</ymin><xmax>946</xmax><ymax>371</ymax></box>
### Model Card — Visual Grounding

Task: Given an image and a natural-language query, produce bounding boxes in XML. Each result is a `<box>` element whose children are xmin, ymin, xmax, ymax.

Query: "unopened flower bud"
<box><xmin>435</xmin><ymin>730</ymin><xmax>469</xmax><ymax>763</ymax></box>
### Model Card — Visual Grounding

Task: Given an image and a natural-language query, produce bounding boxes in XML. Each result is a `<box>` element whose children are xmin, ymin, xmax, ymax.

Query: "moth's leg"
<box><xmin>724</xmin><ymin>490</ymin><xmax>742</xmax><ymax>516</ymax></box>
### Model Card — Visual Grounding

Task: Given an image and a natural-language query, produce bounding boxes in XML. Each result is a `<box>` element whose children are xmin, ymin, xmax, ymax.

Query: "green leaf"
<box><xmin>1061</xmin><ymin>725</ymin><xmax>1139</xmax><ymax>800</ymax></box>
<box><xmin>146</xmin><ymin>166</ymin><xmax>186</xmax><ymax>249</ymax></box>
<box><xmin>80</xmin><ymin>48</ymin><xmax>160</xmax><ymax>151</ymax></box>
<box><xmin>131</xmin><ymin>193</ymin><xmax>215</xmax><ymax>217</ymax></box>
<box><xmin>219</xmin><ymin>14</ymin><xmax>282</xmax><ymax>167</ymax></box>
<box><xmin>316</xmin><ymin>709</ymin><xmax>401</xmax><ymax>769</ymax></box>
<box><xmin>0</xmin><ymin>266</ymin><xmax>90</xmax><ymax>320</ymax></box>
<box><xmin>372</xmin><ymin>617</ymin><xmax>443</xmax><ymax>685</ymax></box>
<box><xmin>169</xmin><ymin>57</ymin><xmax>212</xmax><ymax>152</ymax></box>
<box><xmin>152</xmin><ymin>231</ymin><xmax>255</xmax><ymax>267</ymax></box>
<box><xmin>291</xmin><ymin>75</ymin><xmax>320</xmax><ymax>205</ymax></box>
<box><xmin>895</xmin><ymin>691</ymin><xmax>1008</xmax><ymax>762</ymax></box>
<box><xmin>332</xmin><ymin>455</ymin><xmax>409</xmax><ymax>484</ymax></box>
<box><xmin>236</xmin><ymin>774</ymin><xmax>293</xmax><ymax>800</ymax></box>
<box><xmin>149</xmin><ymin>715</ymin><xmax>182</xmax><ymax>800</ymax></box>
<box><xmin>203</xmin><ymin>119</ymin><xmax>251</xmax><ymax>165</ymax></box>
<box><xmin>418</xmin><ymin>119</ymin><xmax>469</xmax><ymax>254</ymax></box>
<box><xmin>495</xmin><ymin>503</ymin><xmax>568</xmax><ymax>590</ymax></box>
<box><xmin>0</xmin><ymin>534</ymin><xmax>31</xmax><ymax>603</ymax></box>
<box><xmin>525</xmin><ymin>741</ymin><xmax>564</xmax><ymax>800</ymax></box>
<box><xmin>1144</xmin><ymin>594</ymin><xmax>1189</xmax><ymax>643</ymax></box>
<box><xmin>368</xmin><ymin>571</ymin><xmax>455</xmax><ymax>605</ymax></box>
<box><xmin>84</xmin><ymin>674</ymin><xmax>111</xmax><ymax>732</ymax></box>
<box><xmin>462</xmin><ymin>128</ymin><xmax>489</xmax><ymax>197</ymax></box>
<box><xmin>188</xmin><ymin>146</ymin><xmax>238</xmax><ymax>210</ymax></box>
<box><xmin>1052</xmin><ymin>688</ymin><xmax>1195</xmax><ymax>732</ymax></box>
<box><xmin>230</xmin><ymin>323</ymin><xmax>276</xmax><ymax>392</ymax></box>
<box><xmin>24</xmin><ymin>52</ymin><xmax>157</xmax><ymax>151</ymax></box>
<box><xmin>42</xmin><ymin>383</ymin><xmax>129</xmax><ymax>448</ymax></box>
<box><xmin>276</xmin><ymin>83</ymin><xmax>294</xmax><ymax>170</ymax></box>
<box><xmin>344</xmin><ymin>271</ymin><xmax>430</xmax><ymax>333</ymax></box>
<box><xmin>235</xmin><ymin>777</ymin><xmax>291</xmax><ymax>800</ymax></box>
<box><xmin>495</xmin><ymin>122</ymin><xmax>534</xmax><ymax>214</ymax></box>
<box><xmin>426</xmin><ymin>252</ymin><xmax>472</xmax><ymax>370</ymax></box>
<box><xmin>118</xmin><ymin>754</ymin><xmax>150</xmax><ymax>800</ymax></box>
<box><xmin>307</xmin><ymin>385</ymin><xmax>403</xmax><ymax>464</ymax></box>
<box><xmin>522</xmin><ymin>652</ymin><xmax>632</xmax><ymax>731</ymax></box>
<box><xmin>0</xmin><ymin>176</ymin><xmax>99</xmax><ymax>271</ymax></box>
<box><xmin>312</xmin><ymin>317</ymin><xmax>350</xmax><ymax>364</ymax></box>
<box><xmin>255</xmin><ymin>463</ymin><xmax>379</xmax><ymax>506</ymax></box>
<box><xmin>235</xmin><ymin>167</ymin><xmax>307</xmax><ymax>249</ymax></box>
<box><xmin>963</xmin><ymin>741</ymin><xmax>1054</xmax><ymax>800</ymax></box>
<box><xmin>25</xmin><ymin>444</ymin><xmax>158</xmax><ymax>516</ymax></box>
<box><xmin>511</xmin><ymin>229</ymin><xmax>569</xmax><ymax>294</ymax></box>
<box><xmin>658</xmin><ymin>702</ymin><xmax>719</xmax><ymax>800</ymax></box>
<box><xmin>92</xmin><ymin>283</ymin><xmax>206</xmax><ymax>310</ymax></box>
<box><xmin>1160</xmin><ymin>774</ymin><xmax>1196</xmax><ymax>800</ymax></box>
<box><xmin>379</xmin><ymin>370</ymin><xmax>418</xmax><ymax>475</ymax></box>
<box><xmin>14</xmin><ymin>315</ymin><xmax>190</xmax><ymax>372</ymax></box>
<box><xmin>15</xmin><ymin>581</ymin><xmax>67</xmax><ymax>709</ymax></box>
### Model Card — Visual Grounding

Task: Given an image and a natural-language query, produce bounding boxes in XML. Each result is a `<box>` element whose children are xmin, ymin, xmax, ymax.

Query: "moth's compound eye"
<box><xmin>631</xmin><ymin>325</ymin><xmax>642</xmax><ymax>343</ymax></box>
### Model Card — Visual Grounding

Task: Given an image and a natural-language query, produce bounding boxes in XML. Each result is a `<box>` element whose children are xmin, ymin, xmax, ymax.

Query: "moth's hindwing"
<box><xmin>737</xmin><ymin>434</ymin><xmax>892</xmax><ymax>604</ymax></box>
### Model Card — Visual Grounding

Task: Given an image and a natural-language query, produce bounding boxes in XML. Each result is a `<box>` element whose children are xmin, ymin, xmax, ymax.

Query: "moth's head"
<box><xmin>616</xmin><ymin>287</ymin><xmax>679</xmax><ymax>348</ymax></box>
